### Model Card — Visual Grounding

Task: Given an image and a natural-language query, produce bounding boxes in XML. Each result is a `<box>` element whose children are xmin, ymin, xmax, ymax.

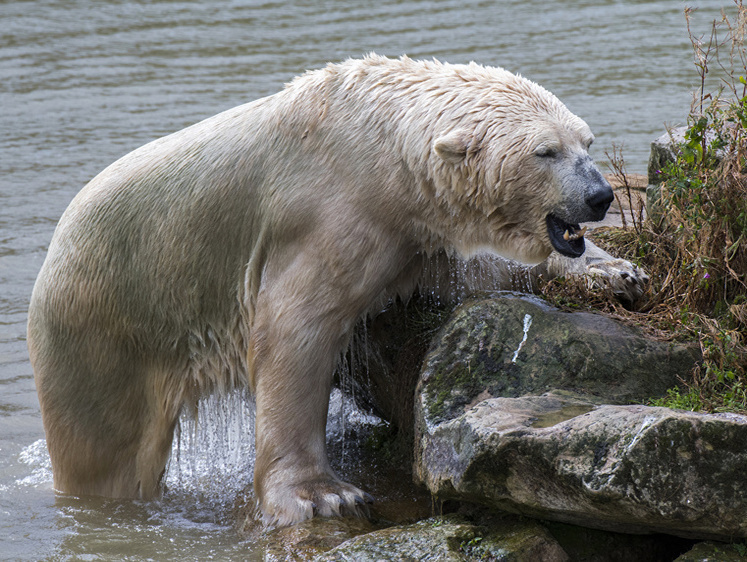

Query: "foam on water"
<box><xmin>15</xmin><ymin>438</ymin><xmax>53</xmax><ymax>488</ymax></box>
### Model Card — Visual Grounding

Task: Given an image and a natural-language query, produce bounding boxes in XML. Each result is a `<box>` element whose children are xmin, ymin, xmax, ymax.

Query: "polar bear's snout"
<box><xmin>578</xmin><ymin>155</ymin><xmax>614</xmax><ymax>222</ymax></box>
<box><xmin>546</xmin><ymin>155</ymin><xmax>614</xmax><ymax>259</ymax></box>
<box><xmin>585</xmin><ymin>182</ymin><xmax>614</xmax><ymax>220</ymax></box>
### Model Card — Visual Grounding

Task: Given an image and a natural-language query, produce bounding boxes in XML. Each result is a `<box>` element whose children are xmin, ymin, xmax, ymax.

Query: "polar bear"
<box><xmin>28</xmin><ymin>55</ymin><xmax>644</xmax><ymax>527</ymax></box>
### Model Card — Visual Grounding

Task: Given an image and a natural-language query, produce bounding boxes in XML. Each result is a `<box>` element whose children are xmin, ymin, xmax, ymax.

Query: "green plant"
<box><xmin>650</xmin><ymin>387</ymin><xmax>703</xmax><ymax>412</ymax></box>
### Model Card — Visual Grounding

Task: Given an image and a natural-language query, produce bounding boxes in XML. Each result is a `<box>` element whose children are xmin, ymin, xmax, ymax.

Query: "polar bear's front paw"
<box><xmin>586</xmin><ymin>259</ymin><xmax>650</xmax><ymax>304</ymax></box>
<box><xmin>260</xmin><ymin>476</ymin><xmax>374</xmax><ymax>527</ymax></box>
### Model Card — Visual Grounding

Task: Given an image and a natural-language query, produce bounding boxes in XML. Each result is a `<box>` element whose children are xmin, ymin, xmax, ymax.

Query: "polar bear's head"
<box><xmin>429</xmin><ymin>68</ymin><xmax>614</xmax><ymax>265</ymax></box>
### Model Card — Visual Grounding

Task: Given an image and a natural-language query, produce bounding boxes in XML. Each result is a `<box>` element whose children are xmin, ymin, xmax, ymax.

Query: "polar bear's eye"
<box><xmin>535</xmin><ymin>144</ymin><xmax>560</xmax><ymax>158</ymax></box>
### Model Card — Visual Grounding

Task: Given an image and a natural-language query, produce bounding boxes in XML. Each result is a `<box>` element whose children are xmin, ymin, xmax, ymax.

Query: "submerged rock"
<box><xmin>315</xmin><ymin>513</ymin><xmax>569</xmax><ymax>562</ymax></box>
<box><xmin>261</xmin><ymin>517</ymin><xmax>379</xmax><ymax>561</ymax></box>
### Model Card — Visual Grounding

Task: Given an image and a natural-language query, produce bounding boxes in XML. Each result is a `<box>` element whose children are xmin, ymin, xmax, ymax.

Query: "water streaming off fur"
<box><xmin>424</xmin><ymin>252</ymin><xmax>538</xmax><ymax>303</ymax></box>
<box><xmin>0</xmin><ymin>0</ymin><xmax>732</xmax><ymax>558</ymax></box>
<box><xmin>165</xmin><ymin>391</ymin><xmax>256</xmax><ymax>504</ymax></box>
<box><xmin>165</xmin><ymin>386</ymin><xmax>378</xmax><ymax>513</ymax></box>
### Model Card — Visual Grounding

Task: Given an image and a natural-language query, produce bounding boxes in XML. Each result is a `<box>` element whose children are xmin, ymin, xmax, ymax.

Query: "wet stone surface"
<box><xmin>416</xmin><ymin>294</ymin><xmax>698</xmax><ymax>426</ymax></box>
<box><xmin>414</xmin><ymin>296</ymin><xmax>747</xmax><ymax>541</ymax></box>
<box><xmin>314</xmin><ymin>513</ymin><xmax>570</xmax><ymax>562</ymax></box>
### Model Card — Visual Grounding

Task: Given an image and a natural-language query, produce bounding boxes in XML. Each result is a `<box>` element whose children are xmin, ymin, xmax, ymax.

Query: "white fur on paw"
<box><xmin>263</xmin><ymin>496</ymin><xmax>315</xmax><ymax>528</ymax></box>
<box><xmin>586</xmin><ymin>259</ymin><xmax>649</xmax><ymax>303</ymax></box>
<box><xmin>261</xmin><ymin>478</ymin><xmax>373</xmax><ymax>527</ymax></box>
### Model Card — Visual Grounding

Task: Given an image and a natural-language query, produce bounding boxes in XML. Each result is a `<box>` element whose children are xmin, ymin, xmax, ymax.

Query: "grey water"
<box><xmin>0</xmin><ymin>0</ymin><xmax>735</xmax><ymax>559</ymax></box>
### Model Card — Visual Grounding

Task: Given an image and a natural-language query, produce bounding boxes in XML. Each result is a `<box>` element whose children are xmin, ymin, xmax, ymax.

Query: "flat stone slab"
<box><xmin>415</xmin><ymin>392</ymin><xmax>747</xmax><ymax>540</ymax></box>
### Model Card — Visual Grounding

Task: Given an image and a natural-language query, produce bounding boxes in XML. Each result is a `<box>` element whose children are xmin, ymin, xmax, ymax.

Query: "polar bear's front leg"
<box><xmin>544</xmin><ymin>239</ymin><xmax>650</xmax><ymax>303</ymax></box>
<box><xmin>249</xmin><ymin>271</ymin><xmax>373</xmax><ymax>527</ymax></box>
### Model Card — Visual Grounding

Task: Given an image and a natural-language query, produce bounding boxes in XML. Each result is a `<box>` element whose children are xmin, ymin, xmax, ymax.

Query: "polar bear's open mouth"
<box><xmin>546</xmin><ymin>214</ymin><xmax>586</xmax><ymax>258</ymax></box>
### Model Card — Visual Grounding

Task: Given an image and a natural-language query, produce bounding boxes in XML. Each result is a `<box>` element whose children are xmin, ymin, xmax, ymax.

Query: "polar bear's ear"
<box><xmin>433</xmin><ymin>130</ymin><xmax>472</xmax><ymax>165</ymax></box>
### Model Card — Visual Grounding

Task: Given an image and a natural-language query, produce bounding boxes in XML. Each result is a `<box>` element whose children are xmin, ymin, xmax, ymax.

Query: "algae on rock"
<box><xmin>417</xmin><ymin>294</ymin><xmax>697</xmax><ymax>426</ymax></box>
<box><xmin>315</xmin><ymin>514</ymin><xmax>569</xmax><ymax>562</ymax></box>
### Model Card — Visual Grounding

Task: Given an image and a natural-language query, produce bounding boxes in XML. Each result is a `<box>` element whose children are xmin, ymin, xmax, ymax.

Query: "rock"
<box><xmin>647</xmin><ymin>128</ymin><xmax>685</xmax><ymax>186</ymax></box>
<box><xmin>416</xmin><ymin>294</ymin><xmax>698</xmax><ymax>427</ymax></box>
<box><xmin>345</xmin><ymin>295</ymin><xmax>447</xmax><ymax>435</ymax></box>
<box><xmin>647</xmin><ymin>125</ymin><xmax>724</xmax><ymax>186</ymax></box>
<box><xmin>262</xmin><ymin>517</ymin><xmax>379</xmax><ymax>561</ymax></box>
<box><xmin>413</xmin><ymin>295</ymin><xmax>747</xmax><ymax>540</ymax></box>
<box><xmin>415</xmin><ymin>391</ymin><xmax>747</xmax><ymax>540</ymax></box>
<box><xmin>674</xmin><ymin>541</ymin><xmax>747</xmax><ymax>561</ymax></box>
<box><xmin>646</xmin><ymin>125</ymin><xmax>725</xmax><ymax>225</ymax></box>
<box><xmin>315</xmin><ymin>513</ymin><xmax>569</xmax><ymax>562</ymax></box>
<box><xmin>646</xmin><ymin>127</ymin><xmax>685</xmax><ymax>225</ymax></box>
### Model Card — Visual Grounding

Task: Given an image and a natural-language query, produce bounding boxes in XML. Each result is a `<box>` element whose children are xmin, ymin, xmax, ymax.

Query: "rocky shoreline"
<box><xmin>240</xmin><ymin>293</ymin><xmax>745</xmax><ymax>560</ymax></box>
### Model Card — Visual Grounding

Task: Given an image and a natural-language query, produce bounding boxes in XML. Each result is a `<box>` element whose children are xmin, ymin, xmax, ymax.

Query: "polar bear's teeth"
<box><xmin>563</xmin><ymin>226</ymin><xmax>588</xmax><ymax>241</ymax></box>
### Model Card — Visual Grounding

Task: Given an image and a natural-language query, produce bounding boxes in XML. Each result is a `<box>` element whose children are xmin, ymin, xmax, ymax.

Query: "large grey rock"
<box><xmin>413</xmin><ymin>295</ymin><xmax>747</xmax><ymax>540</ymax></box>
<box><xmin>416</xmin><ymin>294</ymin><xmax>698</xmax><ymax>427</ymax></box>
<box><xmin>415</xmin><ymin>392</ymin><xmax>747</xmax><ymax>540</ymax></box>
<box><xmin>314</xmin><ymin>514</ymin><xmax>569</xmax><ymax>561</ymax></box>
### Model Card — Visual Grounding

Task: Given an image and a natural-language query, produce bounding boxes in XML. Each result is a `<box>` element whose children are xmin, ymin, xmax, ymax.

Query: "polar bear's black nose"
<box><xmin>585</xmin><ymin>186</ymin><xmax>614</xmax><ymax>218</ymax></box>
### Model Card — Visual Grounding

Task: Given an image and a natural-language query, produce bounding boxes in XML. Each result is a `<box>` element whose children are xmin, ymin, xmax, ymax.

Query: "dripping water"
<box><xmin>330</xmin><ymin>325</ymin><xmax>385</xmax><ymax>473</ymax></box>
<box><xmin>165</xmin><ymin>389</ymin><xmax>256</xmax><ymax>510</ymax></box>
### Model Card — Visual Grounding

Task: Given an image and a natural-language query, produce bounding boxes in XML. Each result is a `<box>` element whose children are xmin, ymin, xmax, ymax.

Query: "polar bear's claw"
<box><xmin>262</xmin><ymin>477</ymin><xmax>372</xmax><ymax>527</ymax></box>
<box><xmin>546</xmin><ymin>241</ymin><xmax>650</xmax><ymax>304</ymax></box>
<box><xmin>587</xmin><ymin>259</ymin><xmax>650</xmax><ymax>303</ymax></box>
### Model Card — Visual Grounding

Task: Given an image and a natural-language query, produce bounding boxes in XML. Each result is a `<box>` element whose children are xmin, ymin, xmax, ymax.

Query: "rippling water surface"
<box><xmin>0</xmin><ymin>0</ymin><xmax>733</xmax><ymax>559</ymax></box>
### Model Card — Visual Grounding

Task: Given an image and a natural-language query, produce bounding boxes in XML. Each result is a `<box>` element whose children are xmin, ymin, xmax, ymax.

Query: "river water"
<box><xmin>0</xmin><ymin>0</ymin><xmax>734</xmax><ymax>559</ymax></box>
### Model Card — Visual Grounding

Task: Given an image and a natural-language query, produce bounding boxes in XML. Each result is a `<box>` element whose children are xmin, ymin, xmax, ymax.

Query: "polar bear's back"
<box><xmin>31</xmin><ymin>98</ymin><xmax>282</xmax><ymax>355</ymax></box>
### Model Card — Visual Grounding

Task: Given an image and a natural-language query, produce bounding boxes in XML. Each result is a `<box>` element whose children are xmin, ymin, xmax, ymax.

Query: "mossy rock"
<box><xmin>417</xmin><ymin>294</ymin><xmax>698</xmax><ymax>426</ymax></box>
<box><xmin>415</xmin><ymin>391</ymin><xmax>747</xmax><ymax>539</ymax></box>
<box><xmin>314</xmin><ymin>514</ymin><xmax>569</xmax><ymax>561</ymax></box>
<box><xmin>674</xmin><ymin>541</ymin><xmax>747</xmax><ymax>561</ymax></box>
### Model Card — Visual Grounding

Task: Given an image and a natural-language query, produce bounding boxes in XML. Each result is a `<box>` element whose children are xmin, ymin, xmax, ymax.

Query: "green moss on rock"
<box><xmin>418</xmin><ymin>294</ymin><xmax>699</xmax><ymax>426</ymax></box>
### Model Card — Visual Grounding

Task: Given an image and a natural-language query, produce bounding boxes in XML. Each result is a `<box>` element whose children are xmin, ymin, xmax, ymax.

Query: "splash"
<box><xmin>15</xmin><ymin>439</ymin><xmax>52</xmax><ymax>487</ymax></box>
<box><xmin>165</xmin><ymin>389</ymin><xmax>256</xmax><ymax>504</ymax></box>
